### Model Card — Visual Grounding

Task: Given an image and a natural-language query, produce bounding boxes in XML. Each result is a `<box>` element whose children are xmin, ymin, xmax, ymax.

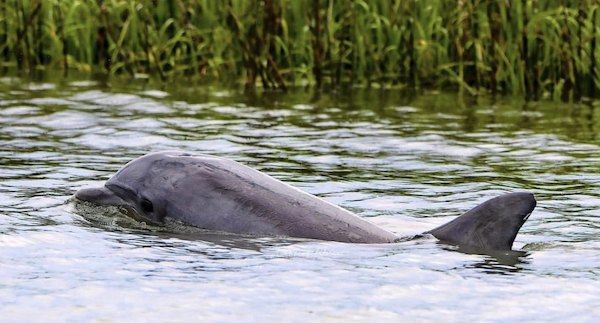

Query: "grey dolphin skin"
<box><xmin>75</xmin><ymin>151</ymin><xmax>536</xmax><ymax>251</ymax></box>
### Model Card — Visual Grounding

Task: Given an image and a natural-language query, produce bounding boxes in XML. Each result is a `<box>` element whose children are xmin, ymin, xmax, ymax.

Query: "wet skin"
<box><xmin>75</xmin><ymin>151</ymin><xmax>536</xmax><ymax>251</ymax></box>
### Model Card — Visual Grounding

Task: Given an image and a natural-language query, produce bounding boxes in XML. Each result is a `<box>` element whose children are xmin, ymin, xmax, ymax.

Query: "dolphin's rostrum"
<box><xmin>75</xmin><ymin>151</ymin><xmax>536</xmax><ymax>251</ymax></box>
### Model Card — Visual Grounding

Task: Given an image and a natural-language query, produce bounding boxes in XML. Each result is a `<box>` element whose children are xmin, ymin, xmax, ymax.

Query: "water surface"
<box><xmin>1</xmin><ymin>76</ymin><xmax>599</xmax><ymax>321</ymax></box>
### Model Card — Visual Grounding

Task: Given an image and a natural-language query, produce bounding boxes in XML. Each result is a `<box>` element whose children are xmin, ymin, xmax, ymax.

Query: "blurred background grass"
<box><xmin>0</xmin><ymin>0</ymin><xmax>598</xmax><ymax>100</ymax></box>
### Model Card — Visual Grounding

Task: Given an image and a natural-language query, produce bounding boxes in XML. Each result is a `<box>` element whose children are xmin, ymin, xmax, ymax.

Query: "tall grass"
<box><xmin>0</xmin><ymin>0</ymin><xmax>598</xmax><ymax>100</ymax></box>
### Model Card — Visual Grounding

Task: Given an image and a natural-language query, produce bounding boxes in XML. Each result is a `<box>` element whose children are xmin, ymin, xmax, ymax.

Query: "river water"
<box><xmin>0</xmin><ymin>76</ymin><xmax>599</xmax><ymax>321</ymax></box>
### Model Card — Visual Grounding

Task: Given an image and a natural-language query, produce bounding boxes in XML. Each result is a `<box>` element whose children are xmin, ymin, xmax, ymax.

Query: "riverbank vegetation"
<box><xmin>0</xmin><ymin>0</ymin><xmax>598</xmax><ymax>100</ymax></box>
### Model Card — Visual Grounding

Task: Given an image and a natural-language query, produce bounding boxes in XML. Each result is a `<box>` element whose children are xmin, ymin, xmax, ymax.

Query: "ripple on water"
<box><xmin>0</xmin><ymin>81</ymin><xmax>599</xmax><ymax>321</ymax></box>
<box><xmin>0</xmin><ymin>105</ymin><xmax>41</xmax><ymax>116</ymax></box>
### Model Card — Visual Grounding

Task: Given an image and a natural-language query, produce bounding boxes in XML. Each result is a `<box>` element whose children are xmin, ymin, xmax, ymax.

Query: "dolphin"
<box><xmin>74</xmin><ymin>151</ymin><xmax>536</xmax><ymax>251</ymax></box>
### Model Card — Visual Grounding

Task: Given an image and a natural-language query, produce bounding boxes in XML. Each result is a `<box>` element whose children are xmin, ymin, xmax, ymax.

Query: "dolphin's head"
<box><xmin>75</xmin><ymin>151</ymin><xmax>195</xmax><ymax>224</ymax></box>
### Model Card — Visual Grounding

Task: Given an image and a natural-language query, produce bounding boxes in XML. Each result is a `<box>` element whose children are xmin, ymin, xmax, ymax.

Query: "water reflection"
<box><xmin>454</xmin><ymin>246</ymin><xmax>531</xmax><ymax>274</ymax></box>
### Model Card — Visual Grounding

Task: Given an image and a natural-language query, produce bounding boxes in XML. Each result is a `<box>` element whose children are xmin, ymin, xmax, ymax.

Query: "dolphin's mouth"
<box><xmin>75</xmin><ymin>186</ymin><xmax>128</xmax><ymax>206</ymax></box>
<box><xmin>74</xmin><ymin>185</ymin><xmax>159</xmax><ymax>225</ymax></box>
<box><xmin>75</xmin><ymin>185</ymin><xmax>157</xmax><ymax>226</ymax></box>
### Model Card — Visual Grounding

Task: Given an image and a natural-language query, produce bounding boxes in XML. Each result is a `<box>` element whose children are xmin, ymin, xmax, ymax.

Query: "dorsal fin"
<box><xmin>425</xmin><ymin>192</ymin><xmax>536</xmax><ymax>251</ymax></box>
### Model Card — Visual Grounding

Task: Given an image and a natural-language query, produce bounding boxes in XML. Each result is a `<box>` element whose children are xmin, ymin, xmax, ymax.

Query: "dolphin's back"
<box><xmin>142</xmin><ymin>154</ymin><xmax>399</xmax><ymax>243</ymax></box>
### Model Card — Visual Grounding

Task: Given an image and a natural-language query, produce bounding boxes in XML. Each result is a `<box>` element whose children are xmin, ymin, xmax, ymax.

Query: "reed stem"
<box><xmin>0</xmin><ymin>0</ymin><xmax>597</xmax><ymax>100</ymax></box>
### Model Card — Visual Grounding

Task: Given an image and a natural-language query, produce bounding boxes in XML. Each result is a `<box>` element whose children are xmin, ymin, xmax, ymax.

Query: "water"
<box><xmin>1</xmin><ymin>76</ymin><xmax>599</xmax><ymax>321</ymax></box>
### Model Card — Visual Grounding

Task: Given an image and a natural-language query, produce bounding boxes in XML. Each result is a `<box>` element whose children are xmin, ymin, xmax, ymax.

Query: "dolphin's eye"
<box><xmin>140</xmin><ymin>198</ymin><xmax>154</xmax><ymax>213</ymax></box>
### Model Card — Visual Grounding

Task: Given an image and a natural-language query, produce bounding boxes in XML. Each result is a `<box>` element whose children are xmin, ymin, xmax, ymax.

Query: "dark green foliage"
<box><xmin>0</xmin><ymin>0</ymin><xmax>598</xmax><ymax>100</ymax></box>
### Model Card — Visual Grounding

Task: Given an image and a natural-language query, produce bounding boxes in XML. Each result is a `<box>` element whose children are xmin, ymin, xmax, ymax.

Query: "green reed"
<box><xmin>0</xmin><ymin>0</ymin><xmax>598</xmax><ymax>100</ymax></box>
